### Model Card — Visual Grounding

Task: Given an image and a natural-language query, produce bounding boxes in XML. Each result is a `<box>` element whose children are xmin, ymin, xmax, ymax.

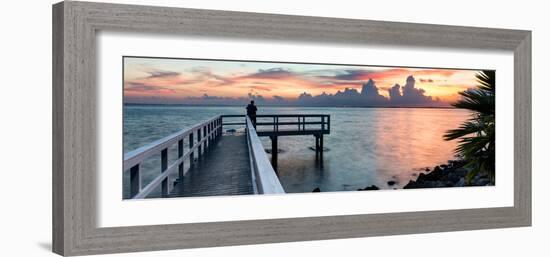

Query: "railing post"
<box><xmin>218</xmin><ymin>118</ymin><xmax>221</xmax><ymax>138</ymax></box>
<box><xmin>203</xmin><ymin>125</ymin><xmax>207</xmax><ymax>152</ymax></box>
<box><xmin>321</xmin><ymin>116</ymin><xmax>325</xmax><ymax>131</ymax></box>
<box><xmin>213</xmin><ymin>120</ymin><xmax>217</xmax><ymax>139</ymax></box>
<box><xmin>207</xmin><ymin>123</ymin><xmax>211</xmax><ymax>148</ymax></box>
<box><xmin>161</xmin><ymin>148</ymin><xmax>168</xmax><ymax>197</ymax></box>
<box><xmin>129</xmin><ymin>164</ymin><xmax>140</xmax><ymax>198</ymax></box>
<box><xmin>189</xmin><ymin>131</ymin><xmax>194</xmax><ymax>163</ymax></box>
<box><xmin>212</xmin><ymin>121</ymin><xmax>215</xmax><ymax>140</ymax></box>
<box><xmin>320</xmin><ymin>134</ymin><xmax>324</xmax><ymax>161</ymax></box>
<box><xmin>271</xmin><ymin>136</ymin><xmax>278</xmax><ymax>170</ymax></box>
<box><xmin>315</xmin><ymin>135</ymin><xmax>320</xmax><ymax>153</ymax></box>
<box><xmin>178</xmin><ymin>138</ymin><xmax>184</xmax><ymax>180</ymax></box>
<box><xmin>197</xmin><ymin>128</ymin><xmax>202</xmax><ymax>158</ymax></box>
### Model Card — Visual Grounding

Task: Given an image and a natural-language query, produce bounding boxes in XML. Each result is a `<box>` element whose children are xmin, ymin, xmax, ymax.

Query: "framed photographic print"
<box><xmin>52</xmin><ymin>1</ymin><xmax>531</xmax><ymax>256</ymax></box>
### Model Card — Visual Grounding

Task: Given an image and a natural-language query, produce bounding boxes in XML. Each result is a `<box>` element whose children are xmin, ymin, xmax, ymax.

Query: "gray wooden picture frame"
<box><xmin>52</xmin><ymin>1</ymin><xmax>531</xmax><ymax>256</ymax></box>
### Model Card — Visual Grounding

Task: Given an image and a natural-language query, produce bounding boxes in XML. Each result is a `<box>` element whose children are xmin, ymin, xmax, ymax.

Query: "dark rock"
<box><xmin>312</xmin><ymin>187</ymin><xmax>321</xmax><ymax>192</ymax></box>
<box><xmin>451</xmin><ymin>160</ymin><xmax>467</xmax><ymax>169</ymax></box>
<box><xmin>454</xmin><ymin>168</ymin><xmax>468</xmax><ymax>177</ymax></box>
<box><xmin>358</xmin><ymin>185</ymin><xmax>379</xmax><ymax>191</ymax></box>
<box><xmin>436</xmin><ymin>181</ymin><xmax>447</xmax><ymax>187</ymax></box>
<box><xmin>404</xmin><ymin>180</ymin><xmax>418</xmax><ymax>189</ymax></box>
<box><xmin>226</xmin><ymin>129</ymin><xmax>237</xmax><ymax>133</ymax></box>
<box><xmin>447</xmin><ymin>172</ymin><xmax>460</xmax><ymax>183</ymax></box>
<box><xmin>473</xmin><ymin>178</ymin><xmax>491</xmax><ymax>186</ymax></box>
<box><xmin>423</xmin><ymin>166</ymin><xmax>447</xmax><ymax>181</ymax></box>
<box><xmin>386</xmin><ymin>160</ymin><xmax>475</xmax><ymax>190</ymax></box>
<box><xmin>425</xmin><ymin>167</ymin><xmax>430</xmax><ymax>172</ymax></box>
<box><xmin>423</xmin><ymin>181</ymin><xmax>434</xmax><ymax>187</ymax></box>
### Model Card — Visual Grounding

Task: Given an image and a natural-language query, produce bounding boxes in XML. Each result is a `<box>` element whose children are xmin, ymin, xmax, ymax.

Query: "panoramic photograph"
<box><xmin>122</xmin><ymin>56</ymin><xmax>495</xmax><ymax>199</ymax></box>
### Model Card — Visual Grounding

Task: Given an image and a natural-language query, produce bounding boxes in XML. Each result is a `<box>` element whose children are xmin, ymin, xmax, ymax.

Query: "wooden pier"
<box><xmin>169</xmin><ymin>135</ymin><xmax>253</xmax><ymax>197</ymax></box>
<box><xmin>257</xmin><ymin>114</ymin><xmax>330</xmax><ymax>168</ymax></box>
<box><xmin>123</xmin><ymin>114</ymin><xmax>330</xmax><ymax>199</ymax></box>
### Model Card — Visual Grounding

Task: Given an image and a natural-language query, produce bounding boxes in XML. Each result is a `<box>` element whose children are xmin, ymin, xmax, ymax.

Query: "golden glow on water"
<box><xmin>272</xmin><ymin>107</ymin><xmax>471</xmax><ymax>192</ymax></box>
<box><xmin>123</xmin><ymin>106</ymin><xmax>471</xmax><ymax>196</ymax></box>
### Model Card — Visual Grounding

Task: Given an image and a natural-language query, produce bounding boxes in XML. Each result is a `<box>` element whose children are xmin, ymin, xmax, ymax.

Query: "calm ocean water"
<box><xmin>123</xmin><ymin>105</ymin><xmax>470</xmax><ymax>197</ymax></box>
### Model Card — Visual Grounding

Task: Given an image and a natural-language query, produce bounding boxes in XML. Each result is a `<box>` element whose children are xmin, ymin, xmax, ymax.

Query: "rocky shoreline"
<box><xmin>312</xmin><ymin>159</ymin><xmax>494</xmax><ymax>193</ymax></box>
<box><xmin>356</xmin><ymin>159</ymin><xmax>494</xmax><ymax>191</ymax></box>
<box><xmin>402</xmin><ymin>160</ymin><xmax>493</xmax><ymax>189</ymax></box>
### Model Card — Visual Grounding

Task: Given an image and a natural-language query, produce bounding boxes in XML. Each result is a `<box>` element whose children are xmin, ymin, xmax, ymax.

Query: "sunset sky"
<box><xmin>123</xmin><ymin>57</ymin><xmax>480</xmax><ymax>106</ymax></box>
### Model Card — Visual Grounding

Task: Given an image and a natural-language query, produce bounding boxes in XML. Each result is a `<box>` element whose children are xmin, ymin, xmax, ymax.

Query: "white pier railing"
<box><xmin>123</xmin><ymin>116</ymin><xmax>222</xmax><ymax>199</ymax></box>
<box><xmin>245</xmin><ymin>116</ymin><xmax>286</xmax><ymax>194</ymax></box>
<box><xmin>123</xmin><ymin>114</ymin><xmax>286</xmax><ymax>199</ymax></box>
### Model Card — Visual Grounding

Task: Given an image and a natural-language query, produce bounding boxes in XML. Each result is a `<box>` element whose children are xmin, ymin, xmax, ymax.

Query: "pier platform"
<box><xmin>123</xmin><ymin>114</ymin><xmax>329</xmax><ymax>199</ymax></box>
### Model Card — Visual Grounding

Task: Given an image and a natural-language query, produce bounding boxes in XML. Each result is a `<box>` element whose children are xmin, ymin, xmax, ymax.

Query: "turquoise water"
<box><xmin>123</xmin><ymin>105</ymin><xmax>470</xmax><ymax>197</ymax></box>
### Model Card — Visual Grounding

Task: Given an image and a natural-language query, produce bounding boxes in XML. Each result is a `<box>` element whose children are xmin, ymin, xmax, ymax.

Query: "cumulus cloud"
<box><xmin>294</xmin><ymin>77</ymin><xmax>443</xmax><ymax>107</ymax></box>
<box><xmin>387</xmin><ymin>75</ymin><xmax>442</xmax><ymax>107</ymax></box>
<box><xmin>272</xmin><ymin>95</ymin><xmax>286</xmax><ymax>102</ymax></box>
<box><xmin>177</xmin><ymin>75</ymin><xmax>446</xmax><ymax>107</ymax></box>
<box><xmin>361</xmin><ymin>79</ymin><xmax>387</xmax><ymax>104</ymax></box>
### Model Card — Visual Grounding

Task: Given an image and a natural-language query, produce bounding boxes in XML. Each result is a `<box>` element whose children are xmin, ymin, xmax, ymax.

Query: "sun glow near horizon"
<box><xmin>123</xmin><ymin>57</ymin><xmax>480</xmax><ymax>106</ymax></box>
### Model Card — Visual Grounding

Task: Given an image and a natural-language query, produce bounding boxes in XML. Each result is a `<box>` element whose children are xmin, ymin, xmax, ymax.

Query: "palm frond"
<box><xmin>444</xmin><ymin>70</ymin><xmax>495</xmax><ymax>184</ymax></box>
<box><xmin>475</xmin><ymin>70</ymin><xmax>495</xmax><ymax>93</ymax></box>
<box><xmin>452</xmin><ymin>90</ymin><xmax>494</xmax><ymax>115</ymax></box>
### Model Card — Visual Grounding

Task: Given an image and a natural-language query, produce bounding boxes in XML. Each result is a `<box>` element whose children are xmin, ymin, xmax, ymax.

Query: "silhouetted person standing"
<box><xmin>246</xmin><ymin>100</ymin><xmax>258</xmax><ymax>128</ymax></box>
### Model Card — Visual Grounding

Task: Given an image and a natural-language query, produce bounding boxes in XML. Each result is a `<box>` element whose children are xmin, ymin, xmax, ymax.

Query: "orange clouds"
<box><xmin>124</xmin><ymin>57</ymin><xmax>479</xmax><ymax>105</ymax></box>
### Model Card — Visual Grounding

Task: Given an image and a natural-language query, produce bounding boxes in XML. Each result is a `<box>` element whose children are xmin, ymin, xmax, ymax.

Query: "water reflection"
<box><xmin>123</xmin><ymin>105</ymin><xmax>470</xmax><ymax>196</ymax></box>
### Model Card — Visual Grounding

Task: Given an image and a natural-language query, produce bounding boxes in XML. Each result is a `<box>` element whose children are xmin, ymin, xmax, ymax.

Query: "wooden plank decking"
<box><xmin>168</xmin><ymin>134</ymin><xmax>254</xmax><ymax>197</ymax></box>
<box><xmin>125</xmin><ymin>114</ymin><xmax>327</xmax><ymax>199</ymax></box>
